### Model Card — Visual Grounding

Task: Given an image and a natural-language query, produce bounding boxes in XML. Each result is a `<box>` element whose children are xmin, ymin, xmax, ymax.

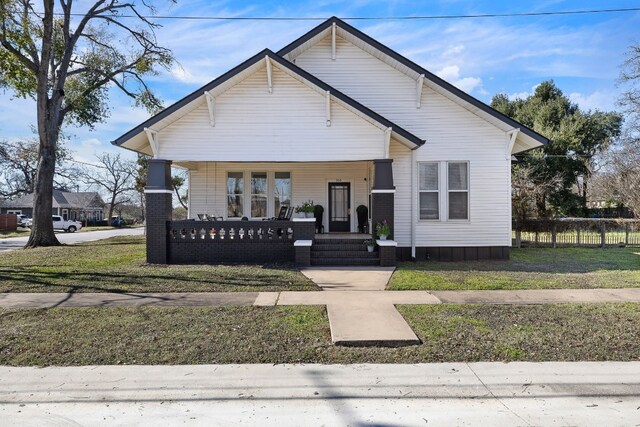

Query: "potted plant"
<box><xmin>364</xmin><ymin>238</ymin><xmax>375</xmax><ymax>253</ymax></box>
<box><xmin>356</xmin><ymin>205</ymin><xmax>368</xmax><ymax>233</ymax></box>
<box><xmin>303</xmin><ymin>200</ymin><xmax>315</xmax><ymax>218</ymax></box>
<box><xmin>295</xmin><ymin>200</ymin><xmax>315</xmax><ymax>218</ymax></box>
<box><xmin>376</xmin><ymin>219</ymin><xmax>390</xmax><ymax>240</ymax></box>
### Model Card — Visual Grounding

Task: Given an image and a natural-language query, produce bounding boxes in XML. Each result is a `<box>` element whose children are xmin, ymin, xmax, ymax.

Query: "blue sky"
<box><xmin>1</xmin><ymin>0</ymin><xmax>638</xmax><ymax>163</ymax></box>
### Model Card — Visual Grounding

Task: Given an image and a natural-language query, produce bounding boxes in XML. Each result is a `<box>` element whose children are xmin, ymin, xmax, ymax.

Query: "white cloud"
<box><xmin>435</xmin><ymin>65</ymin><xmax>483</xmax><ymax>94</ymax></box>
<box><xmin>569</xmin><ymin>91</ymin><xmax>617</xmax><ymax>112</ymax></box>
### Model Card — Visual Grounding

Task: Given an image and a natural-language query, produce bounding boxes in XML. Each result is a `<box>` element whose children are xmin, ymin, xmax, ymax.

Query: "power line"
<box><xmin>42</xmin><ymin>7</ymin><xmax>640</xmax><ymax>21</ymax></box>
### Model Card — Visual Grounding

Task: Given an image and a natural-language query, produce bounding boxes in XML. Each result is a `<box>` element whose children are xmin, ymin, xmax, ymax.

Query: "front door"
<box><xmin>328</xmin><ymin>182</ymin><xmax>350</xmax><ymax>232</ymax></box>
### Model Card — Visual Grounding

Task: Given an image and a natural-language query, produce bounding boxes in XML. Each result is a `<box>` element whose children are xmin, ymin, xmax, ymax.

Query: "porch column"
<box><xmin>145</xmin><ymin>159</ymin><xmax>173</xmax><ymax>264</ymax></box>
<box><xmin>371</xmin><ymin>159</ymin><xmax>395</xmax><ymax>239</ymax></box>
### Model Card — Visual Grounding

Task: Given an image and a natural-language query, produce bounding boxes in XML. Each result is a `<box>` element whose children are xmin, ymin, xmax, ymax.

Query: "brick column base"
<box><xmin>379</xmin><ymin>244</ymin><xmax>396</xmax><ymax>267</ymax></box>
<box><xmin>294</xmin><ymin>240</ymin><xmax>312</xmax><ymax>266</ymax></box>
<box><xmin>145</xmin><ymin>192</ymin><xmax>172</xmax><ymax>264</ymax></box>
<box><xmin>371</xmin><ymin>192</ymin><xmax>394</xmax><ymax>240</ymax></box>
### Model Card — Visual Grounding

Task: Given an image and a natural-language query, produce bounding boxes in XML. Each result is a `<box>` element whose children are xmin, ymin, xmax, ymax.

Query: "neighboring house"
<box><xmin>0</xmin><ymin>189</ymin><xmax>105</xmax><ymax>223</ymax></box>
<box><xmin>112</xmin><ymin>17</ymin><xmax>548</xmax><ymax>266</ymax></box>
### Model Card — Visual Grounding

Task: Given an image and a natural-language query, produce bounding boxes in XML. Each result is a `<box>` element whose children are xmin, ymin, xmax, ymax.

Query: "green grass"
<box><xmin>389</xmin><ymin>247</ymin><xmax>640</xmax><ymax>290</ymax></box>
<box><xmin>0</xmin><ymin>236</ymin><xmax>318</xmax><ymax>293</ymax></box>
<box><xmin>0</xmin><ymin>228</ymin><xmax>30</xmax><ymax>238</ymax></box>
<box><xmin>2</xmin><ymin>303</ymin><xmax>640</xmax><ymax>366</ymax></box>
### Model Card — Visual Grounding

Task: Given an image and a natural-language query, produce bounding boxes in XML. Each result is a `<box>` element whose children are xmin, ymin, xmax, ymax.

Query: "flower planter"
<box><xmin>305</xmin><ymin>212</ymin><xmax>314</xmax><ymax>218</ymax></box>
<box><xmin>378</xmin><ymin>235</ymin><xmax>387</xmax><ymax>241</ymax></box>
<box><xmin>367</xmin><ymin>245</ymin><xmax>375</xmax><ymax>253</ymax></box>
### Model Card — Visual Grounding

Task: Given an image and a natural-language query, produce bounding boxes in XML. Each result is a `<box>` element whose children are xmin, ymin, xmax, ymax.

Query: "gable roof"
<box><xmin>278</xmin><ymin>16</ymin><xmax>550</xmax><ymax>150</ymax></box>
<box><xmin>1</xmin><ymin>190</ymin><xmax>104</xmax><ymax>209</ymax></box>
<box><xmin>112</xmin><ymin>49</ymin><xmax>425</xmax><ymax>151</ymax></box>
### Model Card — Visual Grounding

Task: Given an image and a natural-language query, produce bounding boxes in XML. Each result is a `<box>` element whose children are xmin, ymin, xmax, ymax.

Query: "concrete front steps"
<box><xmin>311</xmin><ymin>238</ymin><xmax>379</xmax><ymax>266</ymax></box>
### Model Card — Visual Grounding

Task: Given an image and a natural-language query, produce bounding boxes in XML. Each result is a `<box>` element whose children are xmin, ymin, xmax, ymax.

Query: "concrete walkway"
<box><xmin>1</xmin><ymin>362</ymin><xmax>639</xmax><ymax>426</ymax></box>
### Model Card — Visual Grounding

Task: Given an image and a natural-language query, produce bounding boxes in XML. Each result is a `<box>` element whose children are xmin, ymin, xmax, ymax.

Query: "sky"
<box><xmin>0</xmin><ymin>0</ymin><xmax>638</xmax><ymax>164</ymax></box>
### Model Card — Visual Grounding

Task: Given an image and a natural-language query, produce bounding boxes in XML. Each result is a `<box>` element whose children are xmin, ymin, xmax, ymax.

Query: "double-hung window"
<box><xmin>274</xmin><ymin>172</ymin><xmax>292</xmax><ymax>215</ymax></box>
<box><xmin>418</xmin><ymin>161</ymin><xmax>470</xmax><ymax>221</ymax></box>
<box><xmin>418</xmin><ymin>162</ymin><xmax>439</xmax><ymax>220</ymax></box>
<box><xmin>447</xmin><ymin>162</ymin><xmax>469</xmax><ymax>220</ymax></box>
<box><xmin>227</xmin><ymin>172</ymin><xmax>244</xmax><ymax>218</ymax></box>
<box><xmin>251</xmin><ymin>172</ymin><xmax>268</xmax><ymax>218</ymax></box>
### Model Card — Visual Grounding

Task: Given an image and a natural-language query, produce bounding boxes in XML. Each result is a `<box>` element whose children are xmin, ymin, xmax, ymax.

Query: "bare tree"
<box><xmin>82</xmin><ymin>153</ymin><xmax>136</xmax><ymax>222</ymax></box>
<box><xmin>0</xmin><ymin>1</ymin><xmax>173</xmax><ymax>247</ymax></box>
<box><xmin>0</xmin><ymin>136</ymin><xmax>78</xmax><ymax>198</ymax></box>
<box><xmin>598</xmin><ymin>136</ymin><xmax>640</xmax><ymax>218</ymax></box>
<box><xmin>511</xmin><ymin>163</ymin><xmax>562</xmax><ymax>221</ymax></box>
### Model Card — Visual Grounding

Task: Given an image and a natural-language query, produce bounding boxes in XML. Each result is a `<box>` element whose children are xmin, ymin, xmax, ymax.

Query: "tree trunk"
<box><xmin>25</xmin><ymin>140</ymin><xmax>60</xmax><ymax>247</ymax></box>
<box><xmin>108</xmin><ymin>194</ymin><xmax>116</xmax><ymax>224</ymax></box>
<box><xmin>536</xmin><ymin>192</ymin><xmax>547</xmax><ymax>218</ymax></box>
<box><xmin>581</xmin><ymin>177</ymin><xmax>589</xmax><ymax>217</ymax></box>
<box><xmin>24</xmin><ymin>1</ymin><xmax>61</xmax><ymax>248</ymax></box>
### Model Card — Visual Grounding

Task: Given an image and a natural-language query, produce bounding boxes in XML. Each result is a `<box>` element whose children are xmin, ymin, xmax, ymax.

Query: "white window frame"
<box><xmin>225</xmin><ymin>170</ymin><xmax>293</xmax><ymax>220</ymax></box>
<box><xmin>250</xmin><ymin>171</ymin><xmax>268</xmax><ymax>219</ymax></box>
<box><xmin>226</xmin><ymin>171</ymin><xmax>245</xmax><ymax>219</ymax></box>
<box><xmin>416</xmin><ymin>161</ymin><xmax>471</xmax><ymax>222</ymax></box>
<box><xmin>417</xmin><ymin>162</ymin><xmax>440</xmax><ymax>221</ymax></box>
<box><xmin>446</xmin><ymin>161</ymin><xmax>470</xmax><ymax>222</ymax></box>
<box><xmin>274</xmin><ymin>171</ymin><xmax>292</xmax><ymax>217</ymax></box>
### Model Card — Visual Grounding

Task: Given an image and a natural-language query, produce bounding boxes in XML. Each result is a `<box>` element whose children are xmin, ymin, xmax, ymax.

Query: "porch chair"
<box><xmin>276</xmin><ymin>206</ymin><xmax>289</xmax><ymax>220</ymax></box>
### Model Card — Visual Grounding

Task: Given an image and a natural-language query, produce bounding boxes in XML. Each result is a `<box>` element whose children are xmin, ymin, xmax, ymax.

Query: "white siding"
<box><xmin>296</xmin><ymin>36</ymin><xmax>512</xmax><ymax>247</ymax></box>
<box><xmin>189</xmin><ymin>161</ymin><xmax>371</xmax><ymax>233</ymax></box>
<box><xmin>156</xmin><ymin>66</ymin><xmax>386</xmax><ymax>162</ymax></box>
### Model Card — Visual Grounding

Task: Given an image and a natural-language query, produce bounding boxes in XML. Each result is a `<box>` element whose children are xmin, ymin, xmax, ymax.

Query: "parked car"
<box><xmin>16</xmin><ymin>214</ymin><xmax>30</xmax><ymax>227</ymax></box>
<box><xmin>51</xmin><ymin>215</ymin><xmax>82</xmax><ymax>233</ymax></box>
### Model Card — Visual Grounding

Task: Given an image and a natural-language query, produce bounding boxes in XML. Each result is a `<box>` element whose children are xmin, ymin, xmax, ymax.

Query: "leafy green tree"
<box><xmin>491</xmin><ymin>81</ymin><xmax>622</xmax><ymax>217</ymax></box>
<box><xmin>0</xmin><ymin>0</ymin><xmax>173</xmax><ymax>247</ymax></box>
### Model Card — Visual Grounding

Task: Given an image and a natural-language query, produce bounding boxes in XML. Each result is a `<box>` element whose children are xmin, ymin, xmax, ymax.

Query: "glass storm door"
<box><xmin>328</xmin><ymin>182</ymin><xmax>350</xmax><ymax>232</ymax></box>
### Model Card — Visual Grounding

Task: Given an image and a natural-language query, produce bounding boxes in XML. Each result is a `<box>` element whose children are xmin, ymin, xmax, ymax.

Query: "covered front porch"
<box><xmin>145</xmin><ymin>159</ymin><xmax>397</xmax><ymax>266</ymax></box>
<box><xmin>184</xmin><ymin>160</ymin><xmax>375</xmax><ymax>234</ymax></box>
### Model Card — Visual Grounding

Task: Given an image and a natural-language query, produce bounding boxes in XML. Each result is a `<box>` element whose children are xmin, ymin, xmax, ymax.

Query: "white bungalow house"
<box><xmin>113</xmin><ymin>17</ymin><xmax>547</xmax><ymax>266</ymax></box>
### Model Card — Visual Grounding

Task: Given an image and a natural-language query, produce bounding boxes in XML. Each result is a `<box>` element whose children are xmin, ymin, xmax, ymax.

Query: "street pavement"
<box><xmin>0</xmin><ymin>227</ymin><xmax>145</xmax><ymax>252</ymax></box>
<box><xmin>1</xmin><ymin>362</ymin><xmax>638</xmax><ymax>426</ymax></box>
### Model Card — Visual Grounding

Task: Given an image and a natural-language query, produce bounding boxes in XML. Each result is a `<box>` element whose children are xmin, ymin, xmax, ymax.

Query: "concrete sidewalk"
<box><xmin>1</xmin><ymin>362</ymin><xmax>638</xmax><ymax>426</ymax></box>
<box><xmin>4</xmin><ymin>288</ymin><xmax>640</xmax><ymax>309</ymax></box>
<box><xmin>4</xmin><ymin>288</ymin><xmax>640</xmax><ymax>347</ymax></box>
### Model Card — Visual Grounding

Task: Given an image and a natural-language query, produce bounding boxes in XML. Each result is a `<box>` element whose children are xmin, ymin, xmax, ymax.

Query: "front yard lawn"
<box><xmin>1</xmin><ymin>303</ymin><xmax>639</xmax><ymax>366</ymax></box>
<box><xmin>389</xmin><ymin>247</ymin><xmax>640</xmax><ymax>290</ymax></box>
<box><xmin>0</xmin><ymin>236</ymin><xmax>317</xmax><ymax>293</ymax></box>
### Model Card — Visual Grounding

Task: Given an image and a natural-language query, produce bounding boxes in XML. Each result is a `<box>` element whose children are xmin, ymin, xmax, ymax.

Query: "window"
<box><xmin>227</xmin><ymin>172</ymin><xmax>244</xmax><ymax>217</ymax></box>
<box><xmin>448</xmin><ymin>162</ymin><xmax>469</xmax><ymax>220</ymax></box>
<box><xmin>274</xmin><ymin>172</ymin><xmax>291</xmax><ymax>216</ymax></box>
<box><xmin>251</xmin><ymin>172</ymin><xmax>267</xmax><ymax>218</ymax></box>
<box><xmin>418</xmin><ymin>162</ymin><xmax>439</xmax><ymax>220</ymax></box>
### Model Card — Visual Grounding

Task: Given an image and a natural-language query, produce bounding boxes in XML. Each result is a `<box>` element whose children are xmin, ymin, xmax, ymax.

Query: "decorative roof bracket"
<box><xmin>325</xmin><ymin>90</ymin><xmax>331</xmax><ymax>126</ymax></box>
<box><xmin>384</xmin><ymin>127</ymin><xmax>392</xmax><ymax>159</ymax></box>
<box><xmin>331</xmin><ymin>22</ymin><xmax>337</xmax><ymax>60</ymax></box>
<box><xmin>416</xmin><ymin>74</ymin><xmax>425</xmax><ymax>108</ymax></box>
<box><xmin>265</xmin><ymin>55</ymin><xmax>273</xmax><ymax>93</ymax></box>
<box><xmin>204</xmin><ymin>91</ymin><xmax>215</xmax><ymax>127</ymax></box>
<box><xmin>144</xmin><ymin>127</ymin><xmax>159</xmax><ymax>158</ymax></box>
<box><xmin>507</xmin><ymin>128</ymin><xmax>520</xmax><ymax>159</ymax></box>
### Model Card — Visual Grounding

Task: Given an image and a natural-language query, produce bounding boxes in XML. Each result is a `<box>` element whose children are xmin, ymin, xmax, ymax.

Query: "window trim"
<box><xmin>416</xmin><ymin>161</ymin><xmax>471</xmax><ymax>223</ymax></box>
<box><xmin>226</xmin><ymin>171</ymin><xmax>245</xmax><ymax>219</ymax></box>
<box><xmin>225</xmin><ymin>170</ymin><xmax>294</xmax><ymax>220</ymax></box>
<box><xmin>250</xmin><ymin>171</ymin><xmax>268</xmax><ymax>219</ymax></box>
<box><xmin>446</xmin><ymin>161</ymin><xmax>470</xmax><ymax>222</ymax></box>
<box><xmin>417</xmin><ymin>161</ymin><xmax>440</xmax><ymax>221</ymax></box>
